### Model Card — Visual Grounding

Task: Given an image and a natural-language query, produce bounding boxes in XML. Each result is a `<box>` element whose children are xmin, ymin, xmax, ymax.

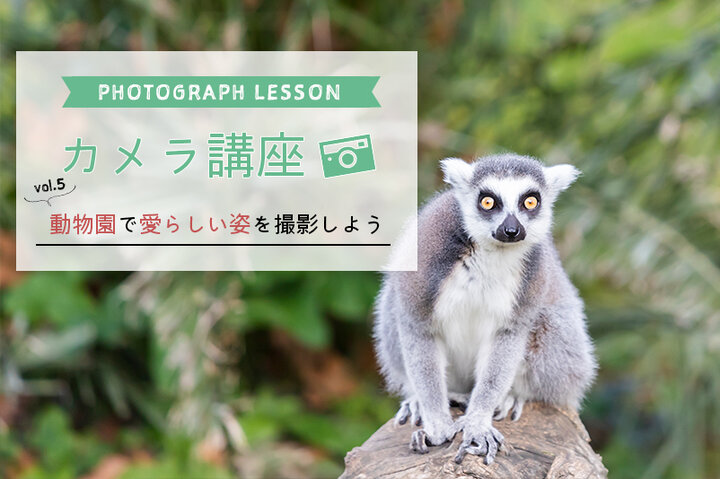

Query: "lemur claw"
<box><xmin>395</xmin><ymin>398</ymin><xmax>421</xmax><ymax>426</ymax></box>
<box><xmin>493</xmin><ymin>395</ymin><xmax>525</xmax><ymax>421</ymax></box>
<box><xmin>454</xmin><ymin>419</ymin><xmax>504</xmax><ymax>464</ymax></box>
<box><xmin>408</xmin><ymin>415</ymin><xmax>456</xmax><ymax>453</ymax></box>
<box><xmin>410</xmin><ymin>430</ymin><xmax>429</xmax><ymax>453</ymax></box>
<box><xmin>510</xmin><ymin>400</ymin><xmax>524</xmax><ymax>421</ymax></box>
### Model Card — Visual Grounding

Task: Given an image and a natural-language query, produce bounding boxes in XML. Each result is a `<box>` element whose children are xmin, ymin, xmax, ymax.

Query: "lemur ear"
<box><xmin>544</xmin><ymin>164</ymin><xmax>580</xmax><ymax>195</ymax></box>
<box><xmin>440</xmin><ymin>158</ymin><xmax>473</xmax><ymax>189</ymax></box>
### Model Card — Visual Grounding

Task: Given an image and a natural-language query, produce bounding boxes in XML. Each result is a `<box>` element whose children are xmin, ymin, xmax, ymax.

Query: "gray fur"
<box><xmin>373</xmin><ymin>153</ymin><xmax>597</xmax><ymax>463</ymax></box>
<box><xmin>470</xmin><ymin>153</ymin><xmax>547</xmax><ymax>187</ymax></box>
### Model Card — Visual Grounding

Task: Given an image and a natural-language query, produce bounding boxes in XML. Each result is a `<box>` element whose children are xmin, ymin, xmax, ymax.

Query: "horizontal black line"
<box><xmin>36</xmin><ymin>243</ymin><xmax>391</xmax><ymax>247</ymax></box>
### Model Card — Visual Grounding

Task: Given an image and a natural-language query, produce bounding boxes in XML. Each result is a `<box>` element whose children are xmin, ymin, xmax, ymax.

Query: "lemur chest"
<box><xmin>432</xmin><ymin>249</ymin><xmax>526</xmax><ymax>392</ymax></box>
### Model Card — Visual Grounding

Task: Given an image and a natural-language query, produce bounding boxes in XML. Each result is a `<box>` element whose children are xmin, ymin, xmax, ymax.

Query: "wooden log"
<box><xmin>341</xmin><ymin>402</ymin><xmax>607</xmax><ymax>478</ymax></box>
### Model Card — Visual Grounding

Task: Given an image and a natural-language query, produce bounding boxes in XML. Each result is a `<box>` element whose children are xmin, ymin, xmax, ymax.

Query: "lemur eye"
<box><xmin>480</xmin><ymin>196</ymin><xmax>495</xmax><ymax>210</ymax></box>
<box><xmin>524</xmin><ymin>196</ymin><xmax>538</xmax><ymax>210</ymax></box>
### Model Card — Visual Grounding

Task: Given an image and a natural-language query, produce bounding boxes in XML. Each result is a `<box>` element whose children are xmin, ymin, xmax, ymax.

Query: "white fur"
<box><xmin>385</xmin><ymin>216</ymin><xmax>417</xmax><ymax>271</ymax></box>
<box><xmin>432</xmin><ymin>243</ymin><xmax>529</xmax><ymax>394</ymax></box>
<box><xmin>441</xmin><ymin>158</ymin><xmax>473</xmax><ymax>188</ymax></box>
<box><xmin>544</xmin><ymin>164</ymin><xmax>580</xmax><ymax>199</ymax></box>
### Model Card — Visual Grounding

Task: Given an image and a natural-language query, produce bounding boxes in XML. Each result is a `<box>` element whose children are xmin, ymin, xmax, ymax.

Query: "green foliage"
<box><xmin>0</xmin><ymin>428</ymin><xmax>21</xmax><ymax>474</ymax></box>
<box><xmin>3</xmin><ymin>272</ymin><xmax>96</xmax><ymax>327</ymax></box>
<box><xmin>18</xmin><ymin>406</ymin><xmax>110</xmax><ymax>479</ymax></box>
<box><xmin>119</xmin><ymin>460</ymin><xmax>234</xmax><ymax>479</ymax></box>
<box><xmin>240</xmin><ymin>388</ymin><xmax>395</xmax><ymax>456</ymax></box>
<box><xmin>118</xmin><ymin>434</ymin><xmax>234</xmax><ymax>479</ymax></box>
<box><xmin>243</xmin><ymin>271</ymin><xmax>378</xmax><ymax>347</ymax></box>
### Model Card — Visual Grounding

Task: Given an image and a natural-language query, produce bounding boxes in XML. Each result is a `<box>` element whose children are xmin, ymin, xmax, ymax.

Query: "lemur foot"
<box><xmin>409</xmin><ymin>415</ymin><xmax>456</xmax><ymax>454</ymax></box>
<box><xmin>454</xmin><ymin>415</ymin><xmax>504</xmax><ymax>464</ymax></box>
<box><xmin>395</xmin><ymin>397</ymin><xmax>422</xmax><ymax>426</ymax></box>
<box><xmin>493</xmin><ymin>394</ymin><xmax>525</xmax><ymax>421</ymax></box>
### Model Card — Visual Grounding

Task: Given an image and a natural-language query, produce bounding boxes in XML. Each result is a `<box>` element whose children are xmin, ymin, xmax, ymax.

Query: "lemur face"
<box><xmin>476</xmin><ymin>176</ymin><xmax>545</xmax><ymax>245</ymax></box>
<box><xmin>441</xmin><ymin>155</ymin><xmax>579</xmax><ymax>248</ymax></box>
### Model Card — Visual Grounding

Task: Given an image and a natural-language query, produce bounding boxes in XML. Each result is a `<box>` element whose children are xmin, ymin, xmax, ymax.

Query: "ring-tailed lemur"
<box><xmin>374</xmin><ymin>154</ymin><xmax>596</xmax><ymax>464</ymax></box>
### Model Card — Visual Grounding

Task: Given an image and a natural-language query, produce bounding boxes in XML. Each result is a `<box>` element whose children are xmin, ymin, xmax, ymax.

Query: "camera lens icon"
<box><xmin>319</xmin><ymin>134</ymin><xmax>375</xmax><ymax>178</ymax></box>
<box><xmin>338</xmin><ymin>148</ymin><xmax>358</xmax><ymax>169</ymax></box>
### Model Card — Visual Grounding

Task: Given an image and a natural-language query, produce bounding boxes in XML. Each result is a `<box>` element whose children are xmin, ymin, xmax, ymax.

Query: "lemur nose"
<box><xmin>504</xmin><ymin>226</ymin><xmax>519</xmax><ymax>237</ymax></box>
<box><xmin>496</xmin><ymin>214</ymin><xmax>526</xmax><ymax>243</ymax></box>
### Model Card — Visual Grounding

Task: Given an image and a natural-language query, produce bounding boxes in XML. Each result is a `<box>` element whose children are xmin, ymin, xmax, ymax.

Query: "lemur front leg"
<box><xmin>397</xmin><ymin>315</ymin><xmax>456</xmax><ymax>453</ymax></box>
<box><xmin>455</xmin><ymin>327</ymin><xmax>528</xmax><ymax>464</ymax></box>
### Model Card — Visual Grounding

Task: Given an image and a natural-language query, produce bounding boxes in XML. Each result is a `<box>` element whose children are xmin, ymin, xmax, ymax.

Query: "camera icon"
<box><xmin>318</xmin><ymin>134</ymin><xmax>375</xmax><ymax>178</ymax></box>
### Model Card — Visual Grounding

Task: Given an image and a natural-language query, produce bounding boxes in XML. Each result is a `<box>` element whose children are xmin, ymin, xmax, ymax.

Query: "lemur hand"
<box><xmin>453</xmin><ymin>413</ymin><xmax>504</xmax><ymax>464</ymax></box>
<box><xmin>409</xmin><ymin>413</ymin><xmax>456</xmax><ymax>454</ymax></box>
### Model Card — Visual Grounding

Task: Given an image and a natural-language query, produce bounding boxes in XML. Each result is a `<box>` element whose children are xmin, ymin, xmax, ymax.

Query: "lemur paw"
<box><xmin>409</xmin><ymin>415</ymin><xmax>456</xmax><ymax>454</ymax></box>
<box><xmin>395</xmin><ymin>398</ymin><xmax>422</xmax><ymax>426</ymax></box>
<box><xmin>454</xmin><ymin>415</ymin><xmax>504</xmax><ymax>464</ymax></box>
<box><xmin>493</xmin><ymin>394</ymin><xmax>525</xmax><ymax>422</ymax></box>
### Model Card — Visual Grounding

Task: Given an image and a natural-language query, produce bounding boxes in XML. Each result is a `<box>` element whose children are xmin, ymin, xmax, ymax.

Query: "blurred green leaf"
<box><xmin>24</xmin><ymin>406</ymin><xmax>110</xmax><ymax>478</ymax></box>
<box><xmin>119</xmin><ymin>458</ymin><xmax>234</xmax><ymax>479</ymax></box>
<box><xmin>245</xmin><ymin>292</ymin><xmax>329</xmax><ymax>347</ymax></box>
<box><xmin>3</xmin><ymin>272</ymin><xmax>96</xmax><ymax>326</ymax></box>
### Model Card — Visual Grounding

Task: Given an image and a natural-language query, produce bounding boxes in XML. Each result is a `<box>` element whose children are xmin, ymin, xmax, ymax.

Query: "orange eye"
<box><xmin>480</xmin><ymin>196</ymin><xmax>495</xmax><ymax>210</ymax></box>
<box><xmin>524</xmin><ymin>196</ymin><xmax>538</xmax><ymax>210</ymax></box>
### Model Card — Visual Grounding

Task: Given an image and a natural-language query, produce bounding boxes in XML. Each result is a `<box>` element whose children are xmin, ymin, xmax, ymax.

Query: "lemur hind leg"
<box><xmin>493</xmin><ymin>392</ymin><xmax>525</xmax><ymax>421</ymax></box>
<box><xmin>520</xmin><ymin>308</ymin><xmax>597</xmax><ymax>410</ymax></box>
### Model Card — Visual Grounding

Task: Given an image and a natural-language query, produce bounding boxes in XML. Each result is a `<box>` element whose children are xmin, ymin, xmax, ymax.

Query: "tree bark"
<box><xmin>341</xmin><ymin>402</ymin><xmax>607</xmax><ymax>479</ymax></box>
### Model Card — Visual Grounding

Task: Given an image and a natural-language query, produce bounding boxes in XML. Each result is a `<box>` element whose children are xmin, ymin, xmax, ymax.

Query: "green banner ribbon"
<box><xmin>62</xmin><ymin>76</ymin><xmax>380</xmax><ymax>108</ymax></box>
